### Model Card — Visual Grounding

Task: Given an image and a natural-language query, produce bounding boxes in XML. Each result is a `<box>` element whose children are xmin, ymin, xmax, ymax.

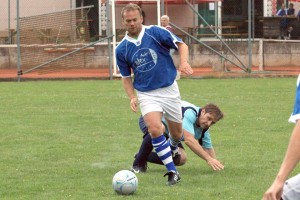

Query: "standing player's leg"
<box><xmin>161</xmin><ymin>82</ymin><xmax>184</xmax><ymax>162</ymax></box>
<box><xmin>143</xmin><ymin>112</ymin><xmax>180</xmax><ymax>185</ymax></box>
<box><xmin>166</xmin><ymin>119</ymin><xmax>184</xmax><ymax>158</ymax></box>
<box><xmin>154</xmin><ymin>82</ymin><xmax>182</xmax><ymax>185</ymax></box>
<box><xmin>143</xmin><ymin>112</ymin><xmax>176</xmax><ymax>171</ymax></box>
<box><xmin>137</xmin><ymin>83</ymin><xmax>181</xmax><ymax>185</ymax></box>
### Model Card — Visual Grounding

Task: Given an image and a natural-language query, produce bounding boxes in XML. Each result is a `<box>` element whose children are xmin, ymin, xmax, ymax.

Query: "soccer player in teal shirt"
<box><xmin>131</xmin><ymin>101</ymin><xmax>225</xmax><ymax>172</ymax></box>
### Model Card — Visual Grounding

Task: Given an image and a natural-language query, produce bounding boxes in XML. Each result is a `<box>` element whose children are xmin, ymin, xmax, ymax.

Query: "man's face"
<box><xmin>161</xmin><ymin>18</ymin><xmax>168</xmax><ymax>27</ymax></box>
<box><xmin>122</xmin><ymin>9</ymin><xmax>143</xmax><ymax>38</ymax></box>
<box><xmin>198</xmin><ymin>110</ymin><xmax>218</xmax><ymax>129</ymax></box>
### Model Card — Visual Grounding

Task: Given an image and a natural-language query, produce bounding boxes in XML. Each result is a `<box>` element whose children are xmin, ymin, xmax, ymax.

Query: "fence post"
<box><xmin>248</xmin><ymin>0</ymin><xmax>252</xmax><ymax>73</ymax></box>
<box><xmin>8</xmin><ymin>0</ymin><xmax>11</xmax><ymax>44</ymax></box>
<box><xmin>259</xmin><ymin>39</ymin><xmax>264</xmax><ymax>71</ymax></box>
<box><xmin>17</xmin><ymin>0</ymin><xmax>21</xmax><ymax>82</ymax></box>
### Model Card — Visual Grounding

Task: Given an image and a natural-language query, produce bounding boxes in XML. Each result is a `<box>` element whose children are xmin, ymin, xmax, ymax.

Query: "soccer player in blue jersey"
<box><xmin>131</xmin><ymin>100</ymin><xmax>224</xmax><ymax>172</ymax></box>
<box><xmin>263</xmin><ymin>75</ymin><xmax>300</xmax><ymax>200</ymax></box>
<box><xmin>116</xmin><ymin>3</ymin><xmax>193</xmax><ymax>185</ymax></box>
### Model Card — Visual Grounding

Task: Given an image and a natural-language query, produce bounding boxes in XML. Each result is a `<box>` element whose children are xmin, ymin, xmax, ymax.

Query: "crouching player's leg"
<box><xmin>161</xmin><ymin>92</ymin><xmax>184</xmax><ymax>184</ymax></box>
<box><xmin>131</xmin><ymin>116</ymin><xmax>153</xmax><ymax>173</ymax></box>
<box><xmin>147</xmin><ymin>143</ymin><xmax>187</xmax><ymax>166</ymax></box>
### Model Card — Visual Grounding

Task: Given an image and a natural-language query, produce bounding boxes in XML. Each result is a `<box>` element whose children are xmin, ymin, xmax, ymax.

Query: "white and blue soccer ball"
<box><xmin>112</xmin><ymin>170</ymin><xmax>138</xmax><ymax>195</ymax></box>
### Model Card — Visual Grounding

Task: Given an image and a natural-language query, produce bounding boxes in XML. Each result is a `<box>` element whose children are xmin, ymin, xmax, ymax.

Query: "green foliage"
<box><xmin>0</xmin><ymin>78</ymin><xmax>299</xmax><ymax>200</ymax></box>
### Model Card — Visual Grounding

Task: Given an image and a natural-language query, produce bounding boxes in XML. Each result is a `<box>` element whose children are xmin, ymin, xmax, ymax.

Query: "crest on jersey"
<box><xmin>132</xmin><ymin>48</ymin><xmax>157</xmax><ymax>72</ymax></box>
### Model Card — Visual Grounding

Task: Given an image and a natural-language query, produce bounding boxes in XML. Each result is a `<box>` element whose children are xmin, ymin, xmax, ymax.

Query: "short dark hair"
<box><xmin>121</xmin><ymin>3</ymin><xmax>142</xmax><ymax>18</ymax></box>
<box><xmin>203</xmin><ymin>103</ymin><xmax>224</xmax><ymax>121</ymax></box>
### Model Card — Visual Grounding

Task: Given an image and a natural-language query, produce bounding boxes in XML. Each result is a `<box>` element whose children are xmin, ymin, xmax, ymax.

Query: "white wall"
<box><xmin>0</xmin><ymin>0</ymin><xmax>72</xmax><ymax>31</ymax></box>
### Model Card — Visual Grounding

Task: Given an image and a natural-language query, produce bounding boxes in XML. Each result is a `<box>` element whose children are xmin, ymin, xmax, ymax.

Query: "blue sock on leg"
<box><xmin>152</xmin><ymin>135</ymin><xmax>177</xmax><ymax>172</ymax></box>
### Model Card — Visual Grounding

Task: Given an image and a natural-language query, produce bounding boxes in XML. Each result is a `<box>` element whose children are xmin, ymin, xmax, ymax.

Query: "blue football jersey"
<box><xmin>116</xmin><ymin>25</ymin><xmax>183</xmax><ymax>92</ymax></box>
<box><xmin>289</xmin><ymin>75</ymin><xmax>300</xmax><ymax>123</ymax></box>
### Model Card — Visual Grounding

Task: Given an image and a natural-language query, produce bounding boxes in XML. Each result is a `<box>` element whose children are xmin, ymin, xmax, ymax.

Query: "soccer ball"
<box><xmin>112</xmin><ymin>170</ymin><xmax>138</xmax><ymax>195</ymax></box>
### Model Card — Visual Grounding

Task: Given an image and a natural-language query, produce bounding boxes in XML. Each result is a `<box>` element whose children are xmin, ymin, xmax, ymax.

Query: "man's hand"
<box><xmin>179</xmin><ymin>61</ymin><xmax>193</xmax><ymax>75</ymax></box>
<box><xmin>206</xmin><ymin>157</ymin><xmax>224</xmax><ymax>171</ymax></box>
<box><xmin>262</xmin><ymin>179</ymin><xmax>285</xmax><ymax>200</ymax></box>
<box><xmin>130</xmin><ymin>97</ymin><xmax>138</xmax><ymax>112</ymax></box>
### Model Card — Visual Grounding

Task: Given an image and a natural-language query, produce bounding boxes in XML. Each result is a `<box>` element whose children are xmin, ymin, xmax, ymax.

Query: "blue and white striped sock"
<box><xmin>152</xmin><ymin>135</ymin><xmax>177</xmax><ymax>172</ymax></box>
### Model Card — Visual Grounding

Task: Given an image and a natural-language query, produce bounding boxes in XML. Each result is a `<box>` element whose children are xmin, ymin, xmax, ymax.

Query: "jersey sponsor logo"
<box><xmin>133</xmin><ymin>48</ymin><xmax>157</xmax><ymax>72</ymax></box>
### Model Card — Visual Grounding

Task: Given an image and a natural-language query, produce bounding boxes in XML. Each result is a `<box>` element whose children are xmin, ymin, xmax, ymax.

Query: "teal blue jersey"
<box><xmin>163</xmin><ymin>100</ymin><xmax>213</xmax><ymax>148</ymax></box>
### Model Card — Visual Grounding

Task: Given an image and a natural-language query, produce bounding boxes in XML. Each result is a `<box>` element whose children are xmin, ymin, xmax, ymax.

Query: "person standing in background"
<box><xmin>160</xmin><ymin>15</ymin><xmax>174</xmax><ymax>32</ymax></box>
<box><xmin>160</xmin><ymin>15</ymin><xmax>181</xmax><ymax>80</ymax></box>
<box><xmin>276</xmin><ymin>3</ymin><xmax>288</xmax><ymax>39</ymax></box>
<box><xmin>286</xmin><ymin>3</ymin><xmax>295</xmax><ymax>39</ymax></box>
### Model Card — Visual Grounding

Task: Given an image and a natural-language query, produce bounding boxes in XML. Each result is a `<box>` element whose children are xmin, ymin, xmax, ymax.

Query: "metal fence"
<box><xmin>3</xmin><ymin>0</ymin><xmax>113</xmax><ymax>81</ymax></box>
<box><xmin>2</xmin><ymin>1</ymin><xmax>300</xmax><ymax>43</ymax></box>
<box><xmin>0</xmin><ymin>0</ymin><xmax>300</xmax><ymax>81</ymax></box>
<box><xmin>0</xmin><ymin>0</ymin><xmax>13</xmax><ymax>44</ymax></box>
<box><xmin>0</xmin><ymin>0</ymin><xmax>104</xmax><ymax>44</ymax></box>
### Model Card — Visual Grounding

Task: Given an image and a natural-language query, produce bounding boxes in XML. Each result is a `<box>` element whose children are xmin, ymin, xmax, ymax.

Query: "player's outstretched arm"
<box><xmin>204</xmin><ymin>148</ymin><xmax>216</xmax><ymax>159</ymax></box>
<box><xmin>122</xmin><ymin>77</ymin><xmax>137</xmax><ymax>112</ymax></box>
<box><xmin>183</xmin><ymin>130</ymin><xmax>224</xmax><ymax>171</ymax></box>
<box><xmin>262</xmin><ymin>120</ymin><xmax>300</xmax><ymax>200</ymax></box>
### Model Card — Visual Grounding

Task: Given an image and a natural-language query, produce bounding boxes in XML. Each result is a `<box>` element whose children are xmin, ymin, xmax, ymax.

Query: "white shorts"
<box><xmin>282</xmin><ymin>173</ymin><xmax>300</xmax><ymax>200</ymax></box>
<box><xmin>137</xmin><ymin>82</ymin><xmax>182</xmax><ymax>123</ymax></box>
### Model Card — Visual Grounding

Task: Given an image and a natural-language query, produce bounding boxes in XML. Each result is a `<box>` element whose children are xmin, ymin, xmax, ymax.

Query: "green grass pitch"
<box><xmin>0</xmin><ymin>78</ymin><xmax>299</xmax><ymax>200</ymax></box>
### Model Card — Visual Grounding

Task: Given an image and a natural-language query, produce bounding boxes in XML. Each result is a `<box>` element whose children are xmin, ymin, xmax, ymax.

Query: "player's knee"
<box><xmin>147</xmin><ymin>124</ymin><xmax>164</xmax><ymax>136</ymax></box>
<box><xmin>181</xmin><ymin>157</ymin><xmax>187</xmax><ymax>165</ymax></box>
<box><xmin>176</xmin><ymin>148</ymin><xmax>187</xmax><ymax>166</ymax></box>
<box><xmin>176</xmin><ymin>155</ymin><xmax>187</xmax><ymax>166</ymax></box>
